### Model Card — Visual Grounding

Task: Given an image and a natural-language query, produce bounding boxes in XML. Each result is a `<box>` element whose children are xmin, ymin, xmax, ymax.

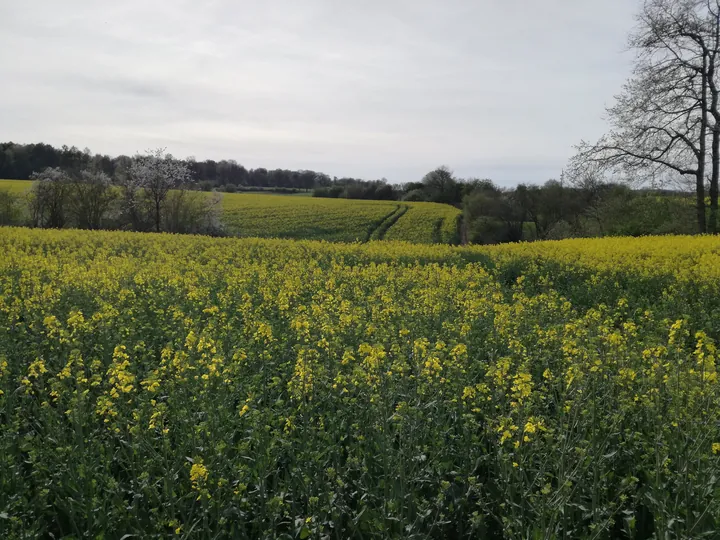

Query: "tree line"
<box><xmin>399</xmin><ymin>166</ymin><xmax>695</xmax><ymax>244</ymax></box>
<box><xmin>0</xmin><ymin>143</ymin><xmax>699</xmax><ymax>244</ymax></box>
<box><xmin>0</xmin><ymin>141</ymin><xmax>376</xmax><ymax>193</ymax></box>
<box><xmin>0</xmin><ymin>149</ymin><xmax>223</xmax><ymax>235</ymax></box>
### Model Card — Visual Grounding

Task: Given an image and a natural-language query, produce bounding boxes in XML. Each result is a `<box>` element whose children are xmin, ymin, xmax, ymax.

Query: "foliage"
<box><xmin>0</xmin><ymin>142</ymin><xmax>95</xmax><ymax>180</ymax></box>
<box><xmin>67</xmin><ymin>170</ymin><xmax>115</xmax><ymax>230</ymax></box>
<box><xmin>164</xmin><ymin>190</ymin><xmax>224</xmax><ymax>236</ymax></box>
<box><xmin>1</xmin><ymin>229</ymin><xmax>719</xmax><ymax>538</ymax></box>
<box><xmin>568</xmin><ymin>0</ymin><xmax>720</xmax><ymax>234</ymax></box>
<box><xmin>0</xmin><ymin>190</ymin><xmax>24</xmax><ymax>226</ymax></box>
<box><xmin>128</xmin><ymin>149</ymin><xmax>194</xmax><ymax>232</ymax></box>
<box><xmin>0</xmin><ymin>142</ymin><xmax>334</xmax><ymax>192</ymax></box>
<box><xmin>464</xmin><ymin>187</ymin><xmax>524</xmax><ymax>244</ymax></box>
<box><xmin>462</xmin><ymin>178</ymin><xmax>698</xmax><ymax>244</ymax></box>
<box><xmin>584</xmin><ymin>191</ymin><xmax>696</xmax><ymax>237</ymax></box>
<box><xmin>28</xmin><ymin>167</ymin><xmax>70</xmax><ymax>228</ymax></box>
<box><xmin>420</xmin><ymin>166</ymin><xmax>462</xmax><ymax>204</ymax></box>
<box><xmin>313</xmin><ymin>180</ymin><xmax>399</xmax><ymax>200</ymax></box>
<box><xmin>401</xmin><ymin>188</ymin><xmax>429</xmax><ymax>202</ymax></box>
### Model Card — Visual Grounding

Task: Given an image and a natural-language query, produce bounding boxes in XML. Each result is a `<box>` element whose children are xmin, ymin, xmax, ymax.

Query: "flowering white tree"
<box><xmin>28</xmin><ymin>167</ymin><xmax>69</xmax><ymax>228</ymax></box>
<box><xmin>129</xmin><ymin>148</ymin><xmax>194</xmax><ymax>232</ymax></box>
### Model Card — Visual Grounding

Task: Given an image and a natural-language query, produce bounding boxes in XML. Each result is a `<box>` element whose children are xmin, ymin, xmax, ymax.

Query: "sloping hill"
<box><xmin>0</xmin><ymin>180</ymin><xmax>461</xmax><ymax>243</ymax></box>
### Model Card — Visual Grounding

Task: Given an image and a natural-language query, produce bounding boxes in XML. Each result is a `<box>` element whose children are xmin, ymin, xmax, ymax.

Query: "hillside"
<box><xmin>0</xmin><ymin>179</ymin><xmax>461</xmax><ymax>244</ymax></box>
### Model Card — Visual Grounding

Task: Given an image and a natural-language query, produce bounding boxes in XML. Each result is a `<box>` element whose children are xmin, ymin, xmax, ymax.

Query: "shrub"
<box><xmin>163</xmin><ymin>190</ymin><xmax>224</xmax><ymax>235</ymax></box>
<box><xmin>0</xmin><ymin>189</ymin><xmax>24</xmax><ymax>226</ymax></box>
<box><xmin>28</xmin><ymin>167</ymin><xmax>70</xmax><ymax>228</ymax></box>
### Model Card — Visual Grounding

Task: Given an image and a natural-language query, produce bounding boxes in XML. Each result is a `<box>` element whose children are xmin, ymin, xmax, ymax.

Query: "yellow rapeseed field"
<box><xmin>0</xmin><ymin>181</ymin><xmax>462</xmax><ymax>244</ymax></box>
<box><xmin>221</xmin><ymin>192</ymin><xmax>399</xmax><ymax>242</ymax></box>
<box><xmin>0</xmin><ymin>179</ymin><xmax>33</xmax><ymax>195</ymax></box>
<box><xmin>221</xmin><ymin>193</ymin><xmax>461</xmax><ymax>243</ymax></box>
<box><xmin>383</xmin><ymin>201</ymin><xmax>461</xmax><ymax>244</ymax></box>
<box><xmin>0</xmin><ymin>228</ymin><xmax>719</xmax><ymax>538</ymax></box>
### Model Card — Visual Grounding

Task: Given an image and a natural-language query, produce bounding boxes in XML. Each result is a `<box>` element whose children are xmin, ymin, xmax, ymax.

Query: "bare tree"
<box><xmin>635</xmin><ymin>0</ymin><xmax>720</xmax><ymax>231</ymax></box>
<box><xmin>68</xmin><ymin>170</ymin><xmax>115</xmax><ymax>230</ymax></box>
<box><xmin>570</xmin><ymin>0</ymin><xmax>720</xmax><ymax>233</ymax></box>
<box><xmin>421</xmin><ymin>166</ymin><xmax>459</xmax><ymax>204</ymax></box>
<box><xmin>129</xmin><ymin>148</ymin><xmax>194</xmax><ymax>232</ymax></box>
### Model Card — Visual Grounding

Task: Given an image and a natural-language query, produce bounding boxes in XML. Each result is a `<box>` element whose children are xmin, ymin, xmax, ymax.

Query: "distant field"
<box><xmin>0</xmin><ymin>180</ymin><xmax>461</xmax><ymax>244</ymax></box>
<box><xmin>234</xmin><ymin>189</ymin><xmax>313</xmax><ymax>196</ymax></box>
<box><xmin>222</xmin><ymin>193</ymin><xmax>461</xmax><ymax>243</ymax></box>
<box><xmin>384</xmin><ymin>201</ymin><xmax>461</xmax><ymax>244</ymax></box>
<box><xmin>221</xmin><ymin>193</ymin><xmax>399</xmax><ymax>242</ymax></box>
<box><xmin>0</xmin><ymin>179</ymin><xmax>32</xmax><ymax>194</ymax></box>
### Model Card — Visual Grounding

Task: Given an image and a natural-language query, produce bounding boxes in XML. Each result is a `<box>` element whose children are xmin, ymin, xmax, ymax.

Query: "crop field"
<box><xmin>383</xmin><ymin>201</ymin><xmax>461</xmax><ymax>244</ymax></box>
<box><xmin>0</xmin><ymin>181</ymin><xmax>461</xmax><ymax>244</ymax></box>
<box><xmin>221</xmin><ymin>193</ymin><xmax>399</xmax><ymax>242</ymax></box>
<box><xmin>221</xmin><ymin>193</ymin><xmax>461</xmax><ymax>243</ymax></box>
<box><xmin>0</xmin><ymin>228</ymin><xmax>719</xmax><ymax>538</ymax></box>
<box><xmin>0</xmin><ymin>179</ymin><xmax>33</xmax><ymax>195</ymax></box>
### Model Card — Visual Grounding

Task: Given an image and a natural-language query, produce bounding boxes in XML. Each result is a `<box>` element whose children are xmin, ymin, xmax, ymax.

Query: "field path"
<box><xmin>370</xmin><ymin>204</ymin><xmax>409</xmax><ymax>240</ymax></box>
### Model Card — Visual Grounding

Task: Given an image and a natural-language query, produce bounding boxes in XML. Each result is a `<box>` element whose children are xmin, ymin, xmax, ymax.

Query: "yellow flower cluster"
<box><xmin>0</xmin><ymin>227</ymin><xmax>719</xmax><ymax>537</ymax></box>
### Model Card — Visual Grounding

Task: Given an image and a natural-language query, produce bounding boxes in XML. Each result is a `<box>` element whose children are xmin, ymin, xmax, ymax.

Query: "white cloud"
<box><xmin>0</xmin><ymin>0</ymin><xmax>638</xmax><ymax>184</ymax></box>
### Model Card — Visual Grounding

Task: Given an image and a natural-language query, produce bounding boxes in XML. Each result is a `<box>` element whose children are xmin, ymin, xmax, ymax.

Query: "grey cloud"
<box><xmin>0</xmin><ymin>0</ymin><xmax>639</xmax><ymax>185</ymax></box>
<box><xmin>40</xmin><ymin>73</ymin><xmax>171</xmax><ymax>99</ymax></box>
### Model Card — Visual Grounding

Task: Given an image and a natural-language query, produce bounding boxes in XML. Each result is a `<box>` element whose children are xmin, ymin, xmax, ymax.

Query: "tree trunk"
<box><xmin>699</xmin><ymin>59</ymin><xmax>709</xmax><ymax>234</ymax></box>
<box><xmin>708</xmin><ymin>40</ymin><xmax>720</xmax><ymax>234</ymax></box>
<box><xmin>155</xmin><ymin>198</ymin><xmax>161</xmax><ymax>232</ymax></box>
<box><xmin>709</xmin><ymin>4</ymin><xmax>720</xmax><ymax>234</ymax></box>
<box><xmin>708</xmin><ymin>118</ymin><xmax>719</xmax><ymax>232</ymax></box>
<box><xmin>533</xmin><ymin>218</ymin><xmax>543</xmax><ymax>240</ymax></box>
<box><xmin>698</xmin><ymin>170</ymin><xmax>708</xmax><ymax>234</ymax></box>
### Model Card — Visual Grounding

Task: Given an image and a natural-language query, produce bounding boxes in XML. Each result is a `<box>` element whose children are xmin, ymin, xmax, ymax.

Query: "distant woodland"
<box><xmin>0</xmin><ymin>141</ymin><xmax>700</xmax><ymax>243</ymax></box>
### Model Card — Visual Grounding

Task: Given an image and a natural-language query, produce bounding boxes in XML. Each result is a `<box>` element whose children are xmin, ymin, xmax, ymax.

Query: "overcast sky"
<box><xmin>0</xmin><ymin>1</ymin><xmax>639</xmax><ymax>185</ymax></box>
